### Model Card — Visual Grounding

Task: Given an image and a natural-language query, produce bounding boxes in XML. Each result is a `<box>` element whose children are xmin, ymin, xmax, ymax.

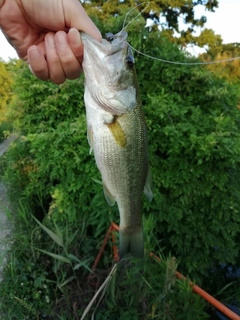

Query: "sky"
<box><xmin>0</xmin><ymin>0</ymin><xmax>240</xmax><ymax>61</ymax></box>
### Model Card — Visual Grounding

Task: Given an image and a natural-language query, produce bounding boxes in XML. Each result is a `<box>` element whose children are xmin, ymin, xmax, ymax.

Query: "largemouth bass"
<box><xmin>81</xmin><ymin>31</ymin><xmax>153</xmax><ymax>260</ymax></box>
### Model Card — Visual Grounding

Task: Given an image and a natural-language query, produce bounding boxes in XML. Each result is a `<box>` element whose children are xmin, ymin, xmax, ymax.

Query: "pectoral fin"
<box><xmin>87</xmin><ymin>125</ymin><xmax>94</xmax><ymax>154</ymax></box>
<box><xmin>106</xmin><ymin>117</ymin><xmax>127</xmax><ymax>148</ymax></box>
<box><xmin>103</xmin><ymin>182</ymin><xmax>115</xmax><ymax>206</ymax></box>
<box><xmin>144</xmin><ymin>166</ymin><xmax>153</xmax><ymax>202</ymax></box>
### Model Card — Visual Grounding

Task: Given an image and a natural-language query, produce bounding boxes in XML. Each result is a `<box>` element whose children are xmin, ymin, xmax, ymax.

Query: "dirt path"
<box><xmin>0</xmin><ymin>136</ymin><xmax>16</xmax><ymax>282</ymax></box>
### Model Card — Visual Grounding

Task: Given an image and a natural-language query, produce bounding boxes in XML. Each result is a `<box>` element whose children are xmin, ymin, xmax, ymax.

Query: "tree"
<box><xmin>84</xmin><ymin>0</ymin><xmax>220</xmax><ymax>47</ymax></box>
<box><xmin>200</xmin><ymin>42</ymin><xmax>240</xmax><ymax>84</ymax></box>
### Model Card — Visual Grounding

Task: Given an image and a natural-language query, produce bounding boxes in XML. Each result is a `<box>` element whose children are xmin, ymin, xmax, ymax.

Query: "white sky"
<box><xmin>0</xmin><ymin>0</ymin><xmax>239</xmax><ymax>61</ymax></box>
<box><xmin>0</xmin><ymin>31</ymin><xmax>18</xmax><ymax>61</ymax></box>
<box><xmin>194</xmin><ymin>0</ymin><xmax>240</xmax><ymax>44</ymax></box>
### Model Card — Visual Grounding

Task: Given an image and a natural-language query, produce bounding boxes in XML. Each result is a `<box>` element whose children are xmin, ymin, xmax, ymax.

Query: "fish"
<box><xmin>81</xmin><ymin>30</ymin><xmax>153</xmax><ymax>260</ymax></box>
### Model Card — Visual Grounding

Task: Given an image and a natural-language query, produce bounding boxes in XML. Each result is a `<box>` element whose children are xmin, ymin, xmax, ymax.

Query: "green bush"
<box><xmin>137</xmin><ymin>39</ymin><xmax>240</xmax><ymax>286</ymax></box>
<box><xmin>122</xmin><ymin>28</ymin><xmax>240</xmax><ymax>290</ymax></box>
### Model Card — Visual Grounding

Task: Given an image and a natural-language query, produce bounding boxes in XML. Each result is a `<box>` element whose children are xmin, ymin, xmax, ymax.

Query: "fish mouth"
<box><xmin>105</xmin><ymin>32</ymin><xmax>134</xmax><ymax>66</ymax></box>
<box><xmin>104</xmin><ymin>31</ymin><xmax>128</xmax><ymax>45</ymax></box>
<box><xmin>82</xmin><ymin>30</ymin><xmax>136</xmax><ymax>115</ymax></box>
<box><xmin>81</xmin><ymin>31</ymin><xmax>128</xmax><ymax>56</ymax></box>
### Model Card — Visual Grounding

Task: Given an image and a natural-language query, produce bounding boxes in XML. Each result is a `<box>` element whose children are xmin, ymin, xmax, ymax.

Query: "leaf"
<box><xmin>66</xmin><ymin>229</ymin><xmax>79</xmax><ymax>246</ymax></box>
<box><xmin>59</xmin><ymin>276</ymin><xmax>76</xmax><ymax>288</ymax></box>
<box><xmin>33</xmin><ymin>216</ymin><xmax>63</xmax><ymax>247</ymax></box>
<box><xmin>53</xmin><ymin>220</ymin><xmax>64</xmax><ymax>246</ymax></box>
<box><xmin>68</xmin><ymin>254</ymin><xmax>92</xmax><ymax>272</ymax></box>
<box><xmin>91</xmin><ymin>178</ymin><xmax>103</xmax><ymax>185</ymax></box>
<box><xmin>36</xmin><ymin>248</ymin><xmax>71</xmax><ymax>264</ymax></box>
<box><xmin>68</xmin><ymin>253</ymin><xmax>82</xmax><ymax>263</ymax></box>
<box><xmin>215</xmin><ymin>281</ymin><xmax>236</xmax><ymax>296</ymax></box>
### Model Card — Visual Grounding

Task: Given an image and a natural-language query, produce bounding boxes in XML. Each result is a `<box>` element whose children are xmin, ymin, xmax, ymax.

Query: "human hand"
<box><xmin>0</xmin><ymin>0</ymin><xmax>102</xmax><ymax>84</ymax></box>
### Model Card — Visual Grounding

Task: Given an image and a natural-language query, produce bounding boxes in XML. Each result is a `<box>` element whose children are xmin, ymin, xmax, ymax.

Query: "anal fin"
<box><xmin>103</xmin><ymin>181</ymin><xmax>115</xmax><ymax>206</ymax></box>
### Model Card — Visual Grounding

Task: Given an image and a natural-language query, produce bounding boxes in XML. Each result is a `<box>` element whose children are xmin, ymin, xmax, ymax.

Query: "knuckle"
<box><xmin>60</xmin><ymin>52</ymin><xmax>74</xmax><ymax>64</ymax></box>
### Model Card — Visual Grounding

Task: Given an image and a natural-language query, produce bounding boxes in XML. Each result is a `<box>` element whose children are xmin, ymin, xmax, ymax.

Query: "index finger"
<box><xmin>63</xmin><ymin>0</ymin><xmax>102</xmax><ymax>41</ymax></box>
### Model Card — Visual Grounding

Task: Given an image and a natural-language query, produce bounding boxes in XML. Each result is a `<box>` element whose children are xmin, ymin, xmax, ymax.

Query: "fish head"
<box><xmin>81</xmin><ymin>31</ymin><xmax>137</xmax><ymax>115</ymax></box>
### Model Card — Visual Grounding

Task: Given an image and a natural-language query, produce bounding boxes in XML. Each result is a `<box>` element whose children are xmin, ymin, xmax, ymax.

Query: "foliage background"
<box><xmin>0</xmin><ymin>0</ymin><xmax>240</xmax><ymax>318</ymax></box>
<box><xmin>0</xmin><ymin>59</ymin><xmax>14</xmax><ymax>142</ymax></box>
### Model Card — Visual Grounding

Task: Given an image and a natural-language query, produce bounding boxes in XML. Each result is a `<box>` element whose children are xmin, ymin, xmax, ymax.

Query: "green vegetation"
<box><xmin>0</xmin><ymin>1</ymin><xmax>240</xmax><ymax>319</ymax></box>
<box><xmin>0</xmin><ymin>121</ymin><xmax>12</xmax><ymax>143</ymax></box>
<box><xmin>0</xmin><ymin>59</ymin><xmax>14</xmax><ymax>142</ymax></box>
<box><xmin>0</xmin><ymin>204</ymin><xmax>209</xmax><ymax>319</ymax></box>
<box><xmin>200</xmin><ymin>42</ymin><xmax>240</xmax><ymax>84</ymax></box>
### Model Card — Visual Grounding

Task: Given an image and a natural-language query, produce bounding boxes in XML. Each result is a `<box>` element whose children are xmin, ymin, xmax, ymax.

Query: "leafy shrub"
<box><xmin>138</xmin><ymin>40</ymin><xmax>240</xmax><ymax>287</ymax></box>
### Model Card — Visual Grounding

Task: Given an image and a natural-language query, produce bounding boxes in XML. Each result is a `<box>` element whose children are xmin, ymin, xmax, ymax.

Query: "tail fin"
<box><xmin>119</xmin><ymin>228</ymin><xmax>144</xmax><ymax>260</ymax></box>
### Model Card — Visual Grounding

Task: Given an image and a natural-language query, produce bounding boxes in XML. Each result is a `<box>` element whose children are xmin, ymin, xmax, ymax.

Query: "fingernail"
<box><xmin>28</xmin><ymin>46</ymin><xmax>40</xmax><ymax>61</ymax></box>
<box><xmin>69</xmin><ymin>28</ymin><xmax>81</xmax><ymax>46</ymax></box>
<box><xmin>55</xmin><ymin>31</ymin><xmax>67</xmax><ymax>46</ymax></box>
<box><xmin>45</xmin><ymin>33</ymin><xmax>56</xmax><ymax>48</ymax></box>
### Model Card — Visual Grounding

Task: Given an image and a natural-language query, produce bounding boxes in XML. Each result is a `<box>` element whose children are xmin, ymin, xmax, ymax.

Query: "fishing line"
<box><xmin>127</xmin><ymin>43</ymin><xmax>240</xmax><ymax>65</ymax></box>
<box><xmin>121</xmin><ymin>3</ymin><xmax>240</xmax><ymax>66</ymax></box>
<box><xmin>122</xmin><ymin>2</ymin><xmax>150</xmax><ymax>32</ymax></box>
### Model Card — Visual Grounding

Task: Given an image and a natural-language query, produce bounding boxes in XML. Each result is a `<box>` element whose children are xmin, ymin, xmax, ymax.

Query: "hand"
<box><xmin>0</xmin><ymin>0</ymin><xmax>102</xmax><ymax>84</ymax></box>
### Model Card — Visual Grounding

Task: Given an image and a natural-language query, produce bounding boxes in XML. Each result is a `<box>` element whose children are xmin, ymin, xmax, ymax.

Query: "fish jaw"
<box><xmin>82</xmin><ymin>32</ymin><xmax>137</xmax><ymax>115</ymax></box>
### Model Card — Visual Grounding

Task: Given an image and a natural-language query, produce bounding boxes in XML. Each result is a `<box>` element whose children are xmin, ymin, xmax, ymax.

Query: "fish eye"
<box><xmin>126</xmin><ymin>55</ymin><xmax>134</xmax><ymax>68</ymax></box>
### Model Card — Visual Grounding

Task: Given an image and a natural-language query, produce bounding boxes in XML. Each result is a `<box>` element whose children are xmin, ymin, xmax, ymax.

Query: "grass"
<box><xmin>0</xmin><ymin>198</ymin><xmax>210</xmax><ymax>319</ymax></box>
<box><xmin>0</xmin><ymin>122</ymin><xmax>13</xmax><ymax>143</ymax></box>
